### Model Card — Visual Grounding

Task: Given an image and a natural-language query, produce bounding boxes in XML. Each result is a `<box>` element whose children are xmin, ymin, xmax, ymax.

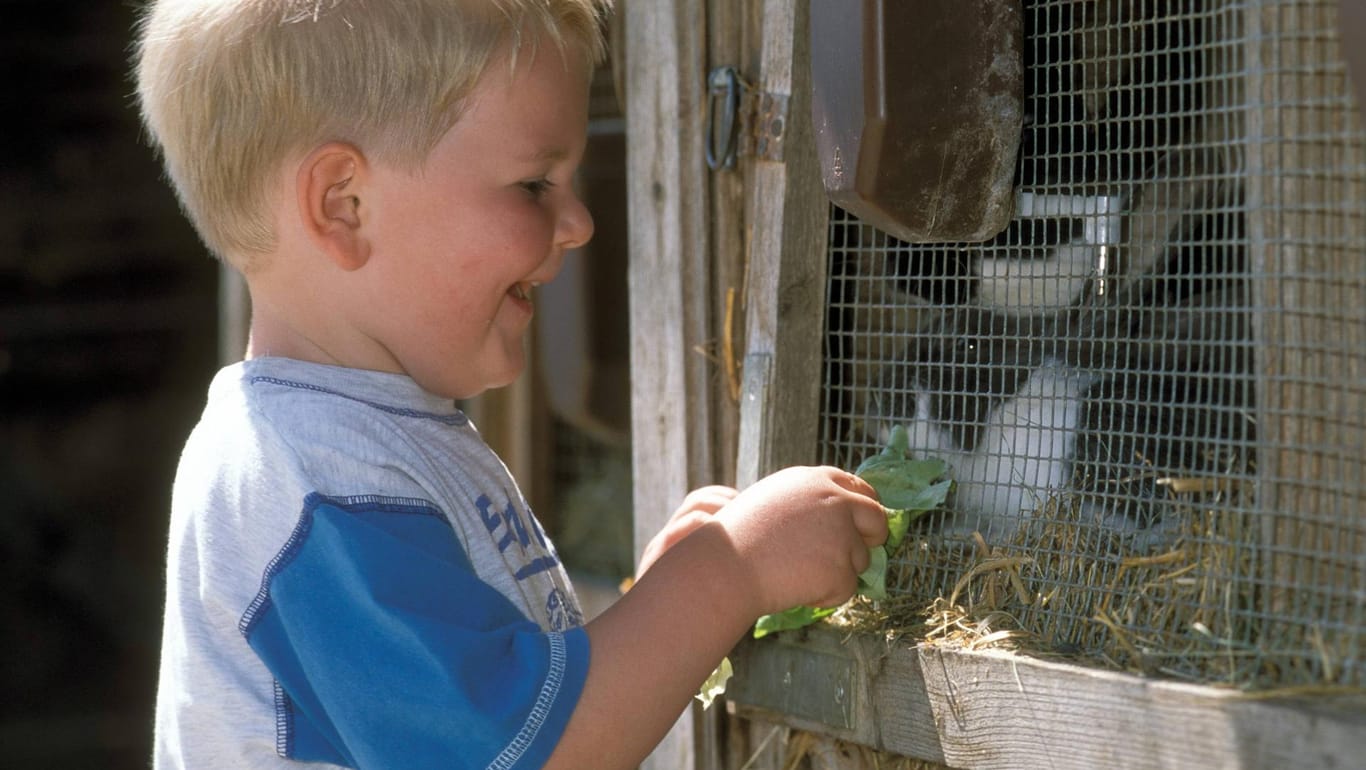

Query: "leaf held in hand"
<box><xmin>855</xmin><ymin>545</ymin><xmax>889</xmax><ymax>600</ymax></box>
<box><xmin>752</xmin><ymin>425</ymin><xmax>952</xmax><ymax>639</ymax></box>
<box><xmin>753</xmin><ymin>604</ymin><xmax>838</xmax><ymax>639</ymax></box>
<box><xmin>695</xmin><ymin>655</ymin><xmax>733</xmax><ymax>709</ymax></box>
<box><xmin>855</xmin><ymin>425</ymin><xmax>950</xmax><ymax>512</ymax></box>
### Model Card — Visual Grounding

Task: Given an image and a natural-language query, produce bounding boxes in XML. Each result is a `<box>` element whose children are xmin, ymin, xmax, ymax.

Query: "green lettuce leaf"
<box><xmin>752</xmin><ymin>425</ymin><xmax>951</xmax><ymax>637</ymax></box>
<box><xmin>752</xmin><ymin>604</ymin><xmax>839</xmax><ymax>639</ymax></box>
<box><xmin>699</xmin><ymin>427</ymin><xmax>953</xmax><ymax>707</ymax></box>
<box><xmin>695</xmin><ymin>655</ymin><xmax>733</xmax><ymax>709</ymax></box>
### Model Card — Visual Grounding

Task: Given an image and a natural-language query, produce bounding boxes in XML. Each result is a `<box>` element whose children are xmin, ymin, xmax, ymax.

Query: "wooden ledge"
<box><xmin>726</xmin><ymin>626</ymin><xmax>1366</xmax><ymax>769</ymax></box>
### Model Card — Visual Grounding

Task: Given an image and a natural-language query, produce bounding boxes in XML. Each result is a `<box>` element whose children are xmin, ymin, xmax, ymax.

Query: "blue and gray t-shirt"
<box><xmin>154</xmin><ymin>358</ymin><xmax>588</xmax><ymax>769</ymax></box>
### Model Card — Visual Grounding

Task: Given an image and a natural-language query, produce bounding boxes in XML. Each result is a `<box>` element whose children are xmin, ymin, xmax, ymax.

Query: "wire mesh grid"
<box><xmin>818</xmin><ymin>0</ymin><xmax>1364</xmax><ymax>690</ymax></box>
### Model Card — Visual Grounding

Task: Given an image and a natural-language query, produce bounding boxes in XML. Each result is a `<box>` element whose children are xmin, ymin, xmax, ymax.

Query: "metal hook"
<box><xmin>706</xmin><ymin>66</ymin><xmax>742</xmax><ymax>171</ymax></box>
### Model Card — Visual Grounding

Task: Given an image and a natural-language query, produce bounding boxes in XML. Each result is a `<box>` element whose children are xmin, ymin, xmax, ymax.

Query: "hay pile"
<box><xmin>826</xmin><ymin>481</ymin><xmax>1348</xmax><ymax>691</ymax></box>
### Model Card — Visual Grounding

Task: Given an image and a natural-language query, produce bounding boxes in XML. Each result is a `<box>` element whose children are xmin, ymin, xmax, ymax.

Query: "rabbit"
<box><xmin>873</xmin><ymin>306</ymin><xmax>1094</xmax><ymax>542</ymax></box>
<box><xmin>866</xmin><ymin>149</ymin><xmax>1251</xmax><ymax>545</ymax></box>
<box><xmin>870</xmin><ymin>286</ymin><xmax>1251</xmax><ymax>547</ymax></box>
<box><xmin>1061</xmin><ymin>135</ymin><xmax>1254</xmax><ymax>535</ymax></box>
<box><xmin>1067</xmin><ymin>248</ymin><xmax>1254</xmax><ymax>533</ymax></box>
<box><xmin>825</xmin><ymin>207</ymin><xmax>973</xmax><ymax>445</ymax></box>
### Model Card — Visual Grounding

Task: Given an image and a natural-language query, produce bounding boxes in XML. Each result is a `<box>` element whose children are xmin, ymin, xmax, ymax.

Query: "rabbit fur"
<box><xmin>861</xmin><ymin>140</ymin><xmax>1252</xmax><ymax>545</ymax></box>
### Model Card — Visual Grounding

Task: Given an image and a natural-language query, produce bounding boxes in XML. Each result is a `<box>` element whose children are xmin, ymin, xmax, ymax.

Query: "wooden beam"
<box><xmin>625</xmin><ymin>0</ymin><xmax>713</xmax><ymax>768</ymax></box>
<box><xmin>729</xmin><ymin>627</ymin><xmax>1366</xmax><ymax>769</ymax></box>
<box><xmin>704</xmin><ymin>0</ymin><xmax>751</xmax><ymax>489</ymax></box>
<box><xmin>735</xmin><ymin>0</ymin><xmax>829</xmax><ymax>486</ymax></box>
<box><xmin>726</xmin><ymin>2</ymin><xmax>833</xmax><ymax>766</ymax></box>
<box><xmin>1246</xmin><ymin>0</ymin><xmax>1366</xmax><ymax>680</ymax></box>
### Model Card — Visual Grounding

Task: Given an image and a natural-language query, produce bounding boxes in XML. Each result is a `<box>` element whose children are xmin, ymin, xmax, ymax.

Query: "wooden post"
<box><xmin>730</xmin><ymin>1</ymin><xmax>832</xmax><ymax>767</ymax></box>
<box><xmin>1246</xmin><ymin>0</ymin><xmax>1366</xmax><ymax>681</ymax></box>
<box><xmin>626</xmin><ymin>1</ymin><xmax>714</xmax><ymax>768</ymax></box>
<box><xmin>704</xmin><ymin>2</ymin><xmax>755</xmax><ymax>490</ymax></box>
<box><xmin>736</xmin><ymin>0</ymin><xmax>829</xmax><ymax>485</ymax></box>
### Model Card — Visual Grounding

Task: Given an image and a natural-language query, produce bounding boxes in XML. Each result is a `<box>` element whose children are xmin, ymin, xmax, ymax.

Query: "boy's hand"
<box><xmin>714</xmin><ymin>466</ymin><xmax>887</xmax><ymax>616</ymax></box>
<box><xmin>637</xmin><ymin>485</ymin><xmax>739</xmax><ymax>578</ymax></box>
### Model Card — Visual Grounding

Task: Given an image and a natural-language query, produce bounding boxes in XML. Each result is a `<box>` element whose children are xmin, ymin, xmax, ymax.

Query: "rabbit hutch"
<box><xmin>624</xmin><ymin>1</ymin><xmax>1366</xmax><ymax>768</ymax></box>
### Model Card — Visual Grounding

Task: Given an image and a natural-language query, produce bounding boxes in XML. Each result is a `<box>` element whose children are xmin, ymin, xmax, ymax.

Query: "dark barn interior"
<box><xmin>1</xmin><ymin>2</ymin><xmax>220</xmax><ymax>765</ymax></box>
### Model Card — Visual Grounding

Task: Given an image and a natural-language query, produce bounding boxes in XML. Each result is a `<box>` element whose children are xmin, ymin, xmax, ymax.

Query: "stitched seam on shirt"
<box><xmin>273</xmin><ymin>680</ymin><xmax>293</xmax><ymax>758</ymax></box>
<box><xmin>486</xmin><ymin>632</ymin><xmax>569</xmax><ymax>770</ymax></box>
<box><xmin>238</xmin><ymin>492</ymin><xmax>451</xmax><ymax>637</ymax></box>
<box><xmin>238</xmin><ymin>503</ymin><xmax>315</xmax><ymax>638</ymax></box>
<box><xmin>249</xmin><ymin>375</ymin><xmax>468</xmax><ymax>425</ymax></box>
<box><xmin>242</xmin><ymin>494</ymin><xmax>455</xmax><ymax>765</ymax></box>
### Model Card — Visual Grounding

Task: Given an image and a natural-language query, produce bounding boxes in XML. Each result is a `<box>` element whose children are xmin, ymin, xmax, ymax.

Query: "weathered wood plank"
<box><xmin>1246</xmin><ymin>0</ymin><xmax>1366</xmax><ymax>679</ymax></box>
<box><xmin>735</xmin><ymin>0</ymin><xmax>829</xmax><ymax>485</ymax></box>
<box><xmin>705</xmin><ymin>0</ymin><xmax>748</xmax><ymax>489</ymax></box>
<box><xmin>625</xmin><ymin>0</ymin><xmax>713</xmax><ymax>768</ymax></box>
<box><xmin>727</xmin><ymin>1</ymin><xmax>834</xmax><ymax>767</ymax></box>
<box><xmin>729</xmin><ymin>627</ymin><xmax>1366</xmax><ymax>770</ymax></box>
<box><xmin>625</xmin><ymin>0</ymin><xmax>712</xmax><ymax>518</ymax></box>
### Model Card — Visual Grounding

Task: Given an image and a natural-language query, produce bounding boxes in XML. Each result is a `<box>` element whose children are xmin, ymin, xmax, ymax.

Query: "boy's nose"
<box><xmin>559</xmin><ymin>193</ymin><xmax>594</xmax><ymax>251</ymax></box>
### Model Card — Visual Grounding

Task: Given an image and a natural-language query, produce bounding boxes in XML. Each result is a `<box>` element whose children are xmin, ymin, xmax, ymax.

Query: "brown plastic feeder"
<box><xmin>809</xmin><ymin>0</ymin><xmax>1024</xmax><ymax>243</ymax></box>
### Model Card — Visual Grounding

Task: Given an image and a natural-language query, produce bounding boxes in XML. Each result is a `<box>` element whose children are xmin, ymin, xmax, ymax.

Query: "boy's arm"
<box><xmin>546</xmin><ymin>466</ymin><xmax>886</xmax><ymax>770</ymax></box>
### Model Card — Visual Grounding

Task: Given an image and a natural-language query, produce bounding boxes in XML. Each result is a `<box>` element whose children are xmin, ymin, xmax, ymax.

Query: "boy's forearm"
<box><xmin>545</xmin><ymin>521</ymin><xmax>756</xmax><ymax>770</ymax></box>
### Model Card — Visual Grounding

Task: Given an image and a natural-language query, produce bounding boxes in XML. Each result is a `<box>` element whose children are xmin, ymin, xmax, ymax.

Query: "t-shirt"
<box><xmin>154</xmin><ymin>358</ymin><xmax>589</xmax><ymax>769</ymax></box>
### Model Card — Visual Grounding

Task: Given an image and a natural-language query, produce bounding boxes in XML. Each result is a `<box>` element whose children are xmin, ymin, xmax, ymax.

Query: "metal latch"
<box><xmin>706</xmin><ymin>66</ymin><xmax>790</xmax><ymax>170</ymax></box>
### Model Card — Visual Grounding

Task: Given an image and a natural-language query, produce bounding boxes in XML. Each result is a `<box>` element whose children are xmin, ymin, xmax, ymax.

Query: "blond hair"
<box><xmin>134</xmin><ymin>0</ymin><xmax>611</xmax><ymax>266</ymax></box>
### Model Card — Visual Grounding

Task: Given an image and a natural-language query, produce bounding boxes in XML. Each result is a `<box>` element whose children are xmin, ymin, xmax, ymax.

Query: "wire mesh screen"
<box><xmin>818</xmin><ymin>0</ymin><xmax>1365</xmax><ymax>690</ymax></box>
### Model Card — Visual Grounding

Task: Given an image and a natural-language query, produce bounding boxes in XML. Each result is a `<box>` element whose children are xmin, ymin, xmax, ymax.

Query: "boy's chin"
<box><xmin>432</xmin><ymin>359</ymin><xmax>526</xmax><ymax>401</ymax></box>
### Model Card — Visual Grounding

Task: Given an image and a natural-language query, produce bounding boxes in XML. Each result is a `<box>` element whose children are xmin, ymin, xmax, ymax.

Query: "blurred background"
<box><xmin>1</xmin><ymin>2</ymin><xmax>218</xmax><ymax>766</ymax></box>
<box><xmin>1</xmin><ymin>3</ymin><xmax>633</xmax><ymax>766</ymax></box>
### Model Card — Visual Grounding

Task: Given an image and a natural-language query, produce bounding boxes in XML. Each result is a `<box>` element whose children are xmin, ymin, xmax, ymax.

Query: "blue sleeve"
<box><xmin>239</xmin><ymin>493</ymin><xmax>590</xmax><ymax>770</ymax></box>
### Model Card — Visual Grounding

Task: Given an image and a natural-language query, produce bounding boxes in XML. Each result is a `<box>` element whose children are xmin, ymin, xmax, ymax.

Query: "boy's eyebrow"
<box><xmin>521</xmin><ymin>147</ymin><xmax>570</xmax><ymax>163</ymax></box>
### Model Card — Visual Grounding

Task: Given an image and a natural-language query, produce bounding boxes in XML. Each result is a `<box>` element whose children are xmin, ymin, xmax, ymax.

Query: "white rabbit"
<box><xmin>876</xmin><ymin>307</ymin><xmax>1092</xmax><ymax>542</ymax></box>
<box><xmin>915</xmin><ymin>359</ymin><xmax>1091</xmax><ymax>541</ymax></box>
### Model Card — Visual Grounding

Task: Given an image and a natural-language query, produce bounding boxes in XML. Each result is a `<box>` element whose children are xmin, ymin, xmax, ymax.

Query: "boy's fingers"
<box><xmin>689</xmin><ymin>484</ymin><xmax>739</xmax><ymax>500</ymax></box>
<box><xmin>827</xmin><ymin>467</ymin><xmax>878</xmax><ymax>500</ymax></box>
<box><xmin>672</xmin><ymin>485</ymin><xmax>738</xmax><ymax>520</ymax></box>
<box><xmin>853</xmin><ymin>499</ymin><xmax>890</xmax><ymax>546</ymax></box>
<box><xmin>850</xmin><ymin>541</ymin><xmax>872</xmax><ymax>574</ymax></box>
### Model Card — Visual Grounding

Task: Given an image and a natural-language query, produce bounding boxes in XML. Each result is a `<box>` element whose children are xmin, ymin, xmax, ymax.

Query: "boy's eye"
<box><xmin>520</xmin><ymin>178</ymin><xmax>554</xmax><ymax>198</ymax></box>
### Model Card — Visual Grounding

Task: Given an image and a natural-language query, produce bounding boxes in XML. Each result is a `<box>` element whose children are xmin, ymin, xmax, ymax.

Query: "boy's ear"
<box><xmin>297</xmin><ymin>142</ymin><xmax>371</xmax><ymax>271</ymax></box>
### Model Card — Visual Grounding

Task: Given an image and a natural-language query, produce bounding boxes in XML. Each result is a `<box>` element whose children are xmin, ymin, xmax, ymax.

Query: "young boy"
<box><xmin>136</xmin><ymin>2</ymin><xmax>887</xmax><ymax>768</ymax></box>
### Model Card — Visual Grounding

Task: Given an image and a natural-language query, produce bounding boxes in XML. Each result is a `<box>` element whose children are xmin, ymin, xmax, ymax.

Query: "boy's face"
<box><xmin>360</xmin><ymin>41</ymin><xmax>594</xmax><ymax>399</ymax></box>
